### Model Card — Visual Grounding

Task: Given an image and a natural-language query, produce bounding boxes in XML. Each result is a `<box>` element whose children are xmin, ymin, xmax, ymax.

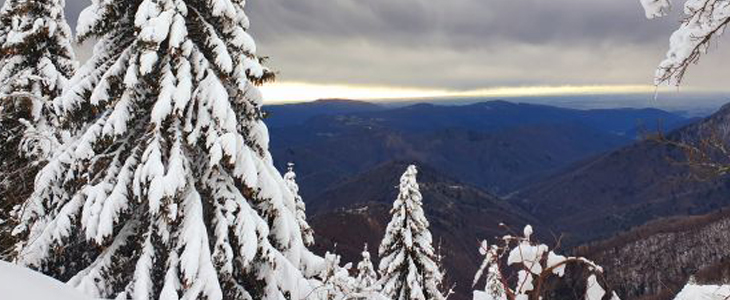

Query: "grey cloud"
<box><xmin>244</xmin><ymin>0</ymin><xmax>730</xmax><ymax>90</ymax></box>
<box><xmin>7</xmin><ymin>0</ymin><xmax>730</xmax><ymax>90</ymax></box>
<box><xmin>246</xmin><ymin>0</ymin><xmax>678</xmax><ymax>48</ymax></box>
<box><xmin>255</xmin><ymin>36</ymin><xmax>730</xmax><ymax>90</ymax></box>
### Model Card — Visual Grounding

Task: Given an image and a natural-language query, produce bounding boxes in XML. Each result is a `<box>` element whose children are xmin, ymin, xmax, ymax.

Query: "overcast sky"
<box><xmin>245</xmin><ymin>0</ymin><xmax>730</xmax><ymax>89</ymax></box>
<box><xmin>30</xmin><ymin>1</ymin><xmax>730</xmax><ymax>102</ymax></box>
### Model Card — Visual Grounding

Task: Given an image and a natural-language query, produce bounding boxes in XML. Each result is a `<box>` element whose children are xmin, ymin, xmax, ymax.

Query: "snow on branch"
<box><xmin>640</xmin><ymin>0</ymin><xmax>673</xmax><ymax>19</ymax></box>
<box><xmin>473</xmin><ymin>225</ymin><xmax>620</xmax><ymax>300</ymax></box>
<box><xmin>641</xmin><ymin>0</ymin><xmax>730</xmax><ymax>85</ymax></box>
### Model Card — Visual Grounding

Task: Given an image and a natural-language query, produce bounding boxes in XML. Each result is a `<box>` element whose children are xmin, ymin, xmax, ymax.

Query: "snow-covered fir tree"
<box><xmin>379</xmin><ymin>165</ymin><xmax>448</xmax><ymax>300</ymax></box>
<box><xmin>283</xmin><ymin>162</ymin><xmax>315</xmax><ymax>246</ymax></box>
<box><xmin>11</xmin><ymin>0</ymin><xmax>329</xmax><ymax>299</ymax></box>
<box><xmin>352</xmin><ymin>244</ymin><xmax>379</xmax><ymax>298</ymax></box>
<box><xmin>472</xmin><ymin>241</ymin><xmax>506</xmax><ymax>300</ymax></box>
<box><xmin>0</xmin><ymin>0</ymin><xmax>76</xmax><ymax>255</ymax></box>
<box><xmin>319</xmin><ymin>252</ymin><xmax>355</xmax><ymax>300</ymax></box>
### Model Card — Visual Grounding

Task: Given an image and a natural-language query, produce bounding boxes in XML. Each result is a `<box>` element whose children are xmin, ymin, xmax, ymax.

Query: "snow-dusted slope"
<box><xmin>674</xmin><ymin>283</ymin><xmax>730</xmax><ymax>300</ymax></box>
<box><xmin>0</xmin><ymin>260</ymin><xmax>94</xmax><ymax>300</ymax></box>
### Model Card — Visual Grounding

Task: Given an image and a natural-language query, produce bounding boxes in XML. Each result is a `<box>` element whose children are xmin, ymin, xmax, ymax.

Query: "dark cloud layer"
<box><xmin>15</xmin><ymin>0</ymin><xmax>730</xmax><ymax>90</ymax></box>
<box><xmin>248</xmin><ymin>0</ymin><xmax>671</xmax><ymax>47</ymax></box>
<box><xmin>243</xmin><ymin>0</ymin><xmax>730</xmax><ymax>90</ymax></box>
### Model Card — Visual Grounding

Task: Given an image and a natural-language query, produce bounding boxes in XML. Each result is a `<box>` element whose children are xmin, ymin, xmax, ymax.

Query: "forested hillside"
<box><xmin>268</xmin><ymin>100</ymin><xmax>688</xmax><ymax>197</ymax></box>
<box><xmin>515</xmin><ymin>103</ymin><xmax>730</xmax><ymax>246</ymax></box>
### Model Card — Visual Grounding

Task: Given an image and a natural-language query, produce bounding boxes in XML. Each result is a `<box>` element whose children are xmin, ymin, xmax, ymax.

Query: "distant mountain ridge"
<box><xmin>343</xmin><ymin>100</ymin><xmax>688</xmax><ymax>136</ymax></box>
<box><xmin>267</xmin><ymin>99</ymin><xmax>689</xmax><ymax>197</ymax></box>
<box><xmin>265</xmin><ymin>99</ymin><xmax>383</xmax><ymax>128</ymax></box>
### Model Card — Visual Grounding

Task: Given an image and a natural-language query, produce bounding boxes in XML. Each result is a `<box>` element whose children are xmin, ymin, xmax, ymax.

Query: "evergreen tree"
<box><xmin>472</xmin><ymin>241</ymin><xmax>506</xmax><ymax>300</ymax></box>
<box><xmin>0</xmin><ymin>0</ymin><xmax>76</xmax><ymax>256</ymax></box>
<box><xmin>353</xmin><ymin>244</ymin><xmax>379</xmax><ymax>298</ymax></box>
<box><xmin>379</xmin><ymin>165</ymin><xmax>447</xmax><ymax>300</ymax></box>
<box><xmin>320</xmin><ymin>252</ymin><xmax>355</xmax><ymax>300</ymax></box>
<box><xmin>12</xmin><ymin>0</ymin><xmax>325</xmax><ymax>299</ymax></box>
<box><xmin>283</xmin><ymin>162</ymin><xmax>315</xmax><ymax>246</ymax></box>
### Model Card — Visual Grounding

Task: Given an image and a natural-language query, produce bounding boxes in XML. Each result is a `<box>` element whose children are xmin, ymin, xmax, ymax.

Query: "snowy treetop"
<box><xmin>0</xmin><ymin>0</ymin><xmax>77</xmax><ymax>161</ymax></box>
<box><xmin>0</xmin><ymin>0</ymin><xmax>76</xmax><ymax>99</ymax></box>
<box><xmin>378</xmin><ymin>165</ymin><xmax>447</xmax><ymax>300</ymax></box>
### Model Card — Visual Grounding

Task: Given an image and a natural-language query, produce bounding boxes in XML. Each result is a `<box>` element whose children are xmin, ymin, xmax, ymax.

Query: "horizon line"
<box><xmin>260</xmin><ymin>81</ymin><xmax>727</xmax><ymax>104</ymax></box>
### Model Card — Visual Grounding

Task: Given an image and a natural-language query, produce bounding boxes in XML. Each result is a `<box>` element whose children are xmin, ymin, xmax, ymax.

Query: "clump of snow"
<box><xmin>547</xmin><ymin>251</ymin><xmax>568</xmax><ymax>277</ymax></box>
<box><xmin>0</xmin><ymin>261</ymin><xmax>94</xmax><ymax>300</ymax></box>
<box><xmin>585</xmin><ymin>274</ymin><xmax>606</xmax><ymax>300</ymax></box>
<box><xmin>674</xmin><ymin>283</ymin><xmax>730</xmax><ymax>300</ymax></box>
<box><xmin>507</xmin><ymin>238</ymin><xmax>547</xmax><ymax>275</ymax></box>
<box><xmin>640</xmin><ymin>0</ymin><xmax>672</xmax><ymax>19</ymax></box>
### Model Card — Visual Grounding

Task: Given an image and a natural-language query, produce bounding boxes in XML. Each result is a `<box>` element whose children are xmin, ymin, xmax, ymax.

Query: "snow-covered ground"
<box><xmin>0</xmin><ymin>260</ymin><xmax>94</xmax><ymax>300</ymax></box>
<box><xmin>674</xmin><ymin>283</ymin><xmax>730</xmax><ymax>300</ymax></box>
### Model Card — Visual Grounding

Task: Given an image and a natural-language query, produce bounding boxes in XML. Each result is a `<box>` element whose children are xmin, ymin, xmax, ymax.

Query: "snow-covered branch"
<box><xmin>640</xmin><ymin>0</ymin><xmax>730</xmax><ymax>85</ymax></box>
<box><xmin>473</xmin><ymin>225</ymin><xmax>620</xmax><ymax>300</ymax></box>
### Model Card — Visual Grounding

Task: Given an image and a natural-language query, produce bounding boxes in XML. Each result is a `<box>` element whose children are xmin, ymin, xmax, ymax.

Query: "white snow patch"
<box><xmin>674</xmin><ymin>283</ymin><xmax>730</xmax><ymax>300</ymax></box>
<box><xmin>0</xmin><ymin>260</ymin><xmax>95</xmax><ymax>300</ymax></box>
<box><xmin>585</xmin><ymin>274</ymin><xmax>606</xmax><ymax>300</ymax></box>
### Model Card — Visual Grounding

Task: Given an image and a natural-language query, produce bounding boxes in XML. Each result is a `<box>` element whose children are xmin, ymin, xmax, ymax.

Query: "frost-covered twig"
<box><xmin>473</xmin><ymin>225</ymin><xmax>620</xmax><ymax>300</ymax></box>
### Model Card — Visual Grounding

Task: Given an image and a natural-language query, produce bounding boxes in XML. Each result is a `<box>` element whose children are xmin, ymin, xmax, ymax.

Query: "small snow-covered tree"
<box><xmin>352</xmin><ymin>244</ymin><xmax>380</xmax><ymax>298</ymax></box>
<box><xmin>472</xmin><ymin>225</ymin><xmax>621</xmax><ymax>300</ymax></box>
<box><xmin>472</xmin><ymin>241</ymin><xmax>506</xmax><ymax>300</ymax></box>
<box><xmin>11</xmin><ymin>0</ymin><xmax>326</xmax><ymax>299</ymax></box>
<box><xmin>284</xmin><ymin>162</ymin><xmax>315</xmax><ymax>246</ymax></box>
<box><xmin>639</xmin><ymin>0</ymin><xmax>729</xmax><ymax>86</ymax></box>
<box><xmin>0</xmin><ymin>0</ymin><xmax>76</xmax><ymax>256</ymax></box>
<box><xmin>320</xmin><ymin>252</ymin><xmax>355</xmax><ymax>300</ymax></box>
<box><xmin>315</xmin><ymin>250</ymin><xmax>393</xmax><ymax>300</ymax></box>
<box><xmin>379</xmin><ymin>165</ymin><xmax>449</xmax><ymax>300</ymax></box>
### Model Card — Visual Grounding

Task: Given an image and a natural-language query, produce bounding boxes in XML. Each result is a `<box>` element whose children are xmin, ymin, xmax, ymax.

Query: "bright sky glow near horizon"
<box><xmin>10</xmin><ymin>0</ymin><xmax>730</xmax><ymax>105</ymax></box>
<box><xmin>258</xmin><ymin>82</ymin><xmax>698</xmax><ymax>104</ymax></box>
